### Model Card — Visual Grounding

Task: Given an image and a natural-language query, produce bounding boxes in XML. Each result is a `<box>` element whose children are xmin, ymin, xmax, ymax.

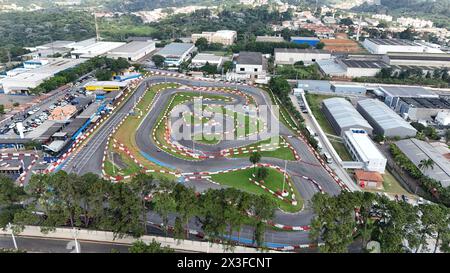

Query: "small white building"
<box><xmin>107</xmin><ymin>41</ymin><xmax>156</xmax><ymax>61</ymax></box>
<box><xmin>274</xmin><ymin>48</ymin><xmax>331</xmax><ymax>65</ymax></box>
<box><xmin>226</xmin><ymin>51</ymin><xmax>269</xmax><ymax>84</ymax></box>
<box><xmin>190</xmin><ymin>53</ymin><xmax>224</xmax><ymax>68</ymax></box>
<box><xmin>343</xmin><ymin>128</ymin><xmax>387</xmax><ymax>174</ymax></box>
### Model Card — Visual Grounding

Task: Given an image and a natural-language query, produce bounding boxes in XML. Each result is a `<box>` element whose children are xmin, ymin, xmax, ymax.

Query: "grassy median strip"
<box><xmin>210</xmin><ymin>168</ymin><xmax>303</xmax><ymax>213</ymax></box>
<box><xmin>261</xmin><ymin>86</ymin><xmax>299</xmax><ymax>132</ymax></box>
<box><xmin>228</xmin><ymin>136</ymin><xmax>296</xmax><ymax>161</ymax></box>
<box><xmin>111</xmin><ymin>83</ymin><xmax>180</xmax><ymax>176</ymax></box>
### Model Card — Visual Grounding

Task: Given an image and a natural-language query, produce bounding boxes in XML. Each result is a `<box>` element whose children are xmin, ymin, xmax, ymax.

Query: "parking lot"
<box><xmin>0</xmin><ymin>76</ymin><xmax>96</xmax><ymax>139</ymax></box>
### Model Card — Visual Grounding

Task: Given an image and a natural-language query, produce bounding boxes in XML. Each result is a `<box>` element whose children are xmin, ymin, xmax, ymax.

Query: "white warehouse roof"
<box><xmin>344</xmin><ymin>129</ymin><xmax>386</xmax><ymax>163</ymax></box>
<box><xmin>322</xmin><ymin>97</ymin><xmax>373</xmax><ymax>134</ymax></box>
<box><xmin>108</xmin><ymin>41</ymin><xmax>155</xmax><ymax>54</ymax></box>
<box><xmin>1</xmin><ymin>58</ymin><xmax>87</xmax><ymax>93</ymax></box>
<box><xmin>191</xmin><ymin>53</ymin><xmax>223</xmax><ymax>63</ymax></box>
<box><xmin>356</xmin><ymin>99</ymin><xmax>417</xmax><ymax>138</ymax></box>
<box><xmin>158</xmin><ymin>43</ymin><xmax>195</xmax><ymax>58</ymax></box>
<box><xmin>71</xmin><ymin>41</ymin><xmax>126</xmax><ymax>58</ymax></box>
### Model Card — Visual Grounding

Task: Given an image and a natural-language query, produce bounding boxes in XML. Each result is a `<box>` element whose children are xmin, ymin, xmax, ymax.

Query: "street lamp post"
<box><xmin>110</xmin><ymin>151</ymin><xmax>115</xmax><ymax>175</ymax></box>
<box><xmin>72</xmin><ymin>228</ymin><xmax>80</xmax><ymax>253</ymax></box>
<box><xmin>7</xmin><ymin>223</ymin><xmax>18</xmax><ymax>250</ymax></box>
<box><xmin>281</xmin><ymin>160</ymin><xmax>288</xmax><ymax>197</ymax></box>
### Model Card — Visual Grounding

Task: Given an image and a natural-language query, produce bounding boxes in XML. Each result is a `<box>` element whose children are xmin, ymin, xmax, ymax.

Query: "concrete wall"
<box><xmin>0</xmin><ymin>225</ymin><xmax>276</xmax><ymax>253</ymax></box>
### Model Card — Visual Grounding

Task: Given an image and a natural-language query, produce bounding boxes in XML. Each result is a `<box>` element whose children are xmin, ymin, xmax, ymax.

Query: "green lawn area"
<box><xmin>103</xmin><ymin>153</ymin><xmax>140</xmax><ymax>177</ymax></box>
<box><xmin>275</xmin><ymin>64</ymin><xmax>322</xmax><ymax>80</ymax></box>
<box><xmin>112</xmin><ymin>83</ymin><xmax>182</xmax><ymax>171</ymax></box>
<box><xmin>382</xmin><ymin>170</ymin><xmax>409</xmax><ymax>195</ymax></box>
<box><xmin>228</xmin><ymin>137</ymin><xmax>296</xmax><ymax>161</ymax></box>
<box><xmin>330</xmin><ymin>140</ymin><xmax>353</xmax><ymax>161</ymax></box>
<box><xmin>304</xmin><ymin>93</ymin><xmax>336</xmax><ymax>135</ymax></box>
<box><xmin>153</xmin><ymin>92</ymin><xmax>232</xmax><ymax>160</ymax></box>
<box><xmin>210</xmin><ymin>168</ymin><xmax>303</xmax><ymax>213</ymax></box>
<box><xmin>304</xmin><ymin>93</ymin><xmax>356</xmax><ymax>161</ymax></box>
<box><xmin>363</xmin><ymin>169</ymin><xmax>410</xmax><ymax>196</ymax></box>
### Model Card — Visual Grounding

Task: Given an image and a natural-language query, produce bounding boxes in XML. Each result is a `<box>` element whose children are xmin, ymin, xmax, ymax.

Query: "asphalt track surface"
<box><xmin>63</xmin><ymin>75</ymin><xmax>342</xmax><ymax>247</ymax></box>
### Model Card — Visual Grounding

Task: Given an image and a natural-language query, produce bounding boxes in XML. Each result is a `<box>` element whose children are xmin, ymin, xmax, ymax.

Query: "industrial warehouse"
<box><xmin>321</xmin><ymin>97</ymin><xmax>373</xmax><ymax>135</ymax></box>
<box><xmin>274</xmin><ymin>48</ymin><xmax>331</xmax><ymax>65</ymax></box>
<box><xmin>157</xmin><ymin>42</ymin><xmax>196</xmax><ymax>67</ymax></box>
<box><xmin>356</xmin><ymin>99</ymin><xmax>418</xmax><ymax>138</ymax></box>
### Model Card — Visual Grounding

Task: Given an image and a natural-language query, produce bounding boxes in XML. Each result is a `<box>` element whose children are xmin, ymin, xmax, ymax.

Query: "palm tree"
<box><xmin>418</xmin><ymin>159</ymin><xmax>434</xmax><ymax>172</ymax></box>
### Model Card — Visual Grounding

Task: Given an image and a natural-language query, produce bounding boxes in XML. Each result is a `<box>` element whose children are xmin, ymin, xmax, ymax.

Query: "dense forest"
<box><xmin>0</xmin><ymin>10</ymin><xmax>95</xmax><ymax>47</ymax></box>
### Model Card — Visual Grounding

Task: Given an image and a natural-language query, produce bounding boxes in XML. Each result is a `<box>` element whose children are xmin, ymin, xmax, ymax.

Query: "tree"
<box><xmin>0</xmin><ymin>104</ymin><xmax>5</xmax><ymax>115</ymax></box>
<box><xmin>195</xmin><ymin>37</ymin><xmax>209</xmax><ymax>51</ymax></box>
<box><xmin>373</xmin><ymin>134</ymin><xmax>385</xmax><ymax>143</ymax></box>
<box><xmin>255</xmin><ymin>167</ymin><xmax>268</xmax><ymax>181</ymax></box>
<box><xmin>79</xmin><ymin>173</ymin><xmax>111</xmax><ymax>229</ymax></box>
<box><xmin>223</xmin><ymin>188</ymin><xmax>251</xmax><ymax>244</ymax></box>
<box><xmin>95</xmin><ymin>69</ymin><xmax>113</xmax><ymax>81</ymax></box>
<box><xmin>315</xmin><ymin>42</ymin><xmax>325</xmax><ymax>49</ymax></box>
<box><xmin>174</xmin><ymin>184</ymin><xmax>198</xmax><ymax>239</ymax></box>
<box><xmin>249</xmin><ymin>152</ymin><xmax>262</xmax><ymax>172</ymax></box>
<box><xmin>199</xmin><ymin>189</ymin><xmax>228</xmax><ymax>242</ymax></box>
<box><xmin>173</xmin><ymin>216</ymin><xmax>184</xmax><ymax>242</ymax></box>
<box><xmin>418</xmin><ymin>159</ymin><xmax>434</xmax><ymax>172</ymax></box>
<box><xmin>107</xmin><ymin>182</ymin><xmax>144</xmax><ymax>239</ymax></box>
<box><xmin>130</xmin><ymin>173</ymin><xmax>155</xmax><ymax>234</ymax></box>
<box><xmin>309</xmin><ymin>193</ymin><xmax>356</xmax><ymax>253</ymax></box>
<box><xmin>129</xmin><ymin>240</ymin><xmax>174</xmax><ymax>253</ymax></box>
<box><xmin>200</xmin><ymin>62</ymin><xmax>218</xmax><ymax>75</ymax></box>
<box><xmin>151</xmin><ymin>54</ymin><xmax>165</xmax><ymax>68</ymax></box>
<box><xmin>445</xmin><ymin>129</ymin><xmax>450</xmax><ymax>144</ymax></box>
<box><xmin>0</xmin><ymin>175</ymin><xmax>25</xmax><ymax>206</ymax></box>
<box><xmin>268</xmin><ymin>76</ymin><xmax>291</xmax><ymax>100</ymax></box>
<box><xmin>222</xmin><ymin>61</ymin><xmax>233</xmax><ymax>73</ymax></box>
<box><xmin>250</xmin><ymin>195</ymin><xmax>276</xmax><ymax>247</ymax></box>
<box><xmin>340</xmin><ymin>17</ymin><xmax>354</xmax><ymax>26</ymax></box>
<box><xmin>23</xmin><ymin>172</ymin><xmax>83</xmax><ymax>232</ymax></box>
<box><xmin>152</xmin><ymin>179</ymin><xmax>177</xmax><ymax>235</ymax></box>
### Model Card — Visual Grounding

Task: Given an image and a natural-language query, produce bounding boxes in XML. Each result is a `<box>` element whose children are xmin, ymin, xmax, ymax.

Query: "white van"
<box><xmin>323</xmin><ymin>152</ymin><xmax>333</xmax><ymax>164</ymax></box>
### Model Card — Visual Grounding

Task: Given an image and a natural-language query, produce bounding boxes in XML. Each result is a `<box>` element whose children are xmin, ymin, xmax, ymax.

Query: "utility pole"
<box><xmin>110</xmin><ymin>151</ymin><xmax>115</xmax><ymax>175</ymax></box>
<box><xmin>72</xmin><ymin>228</ymin><xmax>80</xmax><ymax>253</ymax></box>
<box><xmin>282</xmin><ymin>160</ymin><xmax>288</xmax><ymax>197</ymax></box>
<box><xmin>94</xmin><ymin>13</ymin><xmax>100</xmax><ymax>42</ymax></box>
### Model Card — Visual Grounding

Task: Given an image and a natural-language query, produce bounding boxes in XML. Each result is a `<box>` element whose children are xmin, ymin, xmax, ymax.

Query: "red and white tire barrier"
<box><xmin>44</xmin><ymin>78</ymin><xmax>146</xmax><ymax>174</ymax></box>
<box><xmin>0</xmin><ymin>153</ymin><xmax>39</xmax><ymax>186</ymax></box>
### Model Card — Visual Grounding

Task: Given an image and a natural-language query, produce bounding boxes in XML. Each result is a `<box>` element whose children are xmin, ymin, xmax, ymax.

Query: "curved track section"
<box><xmin>65</xmin><ymin>75</ymin><xmax>344</xmax><ymax>248</ymax></box>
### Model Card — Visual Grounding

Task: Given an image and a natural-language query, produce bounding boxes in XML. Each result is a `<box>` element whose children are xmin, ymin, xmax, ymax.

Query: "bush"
<box><xmin>389</xmin><ymin>143</ymin><xmax>450</xmax><ymax>206</ymax></box>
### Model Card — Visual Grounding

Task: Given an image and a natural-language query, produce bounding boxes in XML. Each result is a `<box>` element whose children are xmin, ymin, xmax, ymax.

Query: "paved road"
<box><xmin>0</xmin><ymin>234</ymin><xmax>130</xmax><ymax>253</ymax></box>
<box><xmin>63</xmin><ymin>75</ymin><xmax>343</xmax><ymax>247</ymax></box>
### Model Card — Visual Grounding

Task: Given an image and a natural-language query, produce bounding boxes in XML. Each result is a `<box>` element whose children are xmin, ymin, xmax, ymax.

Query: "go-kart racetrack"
<box><xmin>62</xmin><ymin>74</ymin><xmax>344</xmax><ymax>249</ymax></box>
